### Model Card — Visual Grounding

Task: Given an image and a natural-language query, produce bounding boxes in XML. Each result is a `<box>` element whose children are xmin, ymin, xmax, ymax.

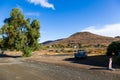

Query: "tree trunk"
<box><xmin>109</xmin><ymin>57</ymin><xmax>112</xmax><ymax>69</ymax></box>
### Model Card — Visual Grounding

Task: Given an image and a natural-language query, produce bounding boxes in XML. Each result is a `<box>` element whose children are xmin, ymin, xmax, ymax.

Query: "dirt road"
<box><xmin>0</xmin><ymin>57</ymin><xmax>119</xmax><ymax>80</ymax></box>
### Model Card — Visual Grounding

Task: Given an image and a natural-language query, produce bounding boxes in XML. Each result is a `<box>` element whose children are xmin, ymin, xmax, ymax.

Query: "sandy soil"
<box><xmin>0</xmin><ymin>52</ymin><xmax>120</xmax><ymax>80</ymax></box>
<box><xmin>2</xmin><ymin>50</ymin><xmax>120</xmax><ymax>75</ymax></box>
<box><xmin>26</xmin><ymin>54</ymin><xmax>120</xmax><ymax>75</ymax></box>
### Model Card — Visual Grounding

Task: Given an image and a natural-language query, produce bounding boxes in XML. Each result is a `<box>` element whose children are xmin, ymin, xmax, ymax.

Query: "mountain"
<box><xmin>42</xmin><ymin>32</ymin><xmax>119</xmax><ymax>46</ymax></box>
<box><xmin>41</xmin><ymin>39</ymin><xmax>64</xmax><ymax>45</ymax></box>
<box><xmin>41</xmin><ymin>40</ymin><xmax>54</xmax><ymax>45</ymax></box>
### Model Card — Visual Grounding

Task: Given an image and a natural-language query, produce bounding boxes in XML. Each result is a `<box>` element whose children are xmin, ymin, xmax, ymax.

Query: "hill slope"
<box><xmin>43</xmin><ymin>32</ymin><xmax>118</xmax><ymax>46</ymax></box>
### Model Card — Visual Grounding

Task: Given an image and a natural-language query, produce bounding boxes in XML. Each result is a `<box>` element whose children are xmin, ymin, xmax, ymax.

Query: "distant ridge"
<box><xmin>42</xmin><ymin>40</ymin><xmax>54</xmax><ymax>45</ymax></box>
<box><xmin>41</xmin><ymin>39</ymin><xmax>64</xmax><ymax>45</ymax></box>
<box><xmin>42</xmin><ymin>32</ymin><xmax>119</xmax><ymax>46</ymax></box>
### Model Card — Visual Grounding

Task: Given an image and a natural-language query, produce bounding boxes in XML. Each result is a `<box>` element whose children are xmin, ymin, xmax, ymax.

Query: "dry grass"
<box><xmin>5</xmin><ymin>50</ymin><xmax>23</xmax><ymax>56</ymax></box>
<box><xmin>1</xmin><ymin>47</ymin><xmax>107</xmax><ymax>57</ymax></box>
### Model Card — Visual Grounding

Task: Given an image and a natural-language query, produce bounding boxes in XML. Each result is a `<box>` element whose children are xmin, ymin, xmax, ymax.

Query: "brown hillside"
<box><xmin>44</xmin><ymin>32</ymin><xmax>119</xmax><ymax>46</ymax></box>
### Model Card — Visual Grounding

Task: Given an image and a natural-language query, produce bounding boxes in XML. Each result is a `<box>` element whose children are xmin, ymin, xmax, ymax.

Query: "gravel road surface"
<box><xmin>0</xmin><ymin>57</ymin><xmax>119</xmax><ymax>80</ymax></box>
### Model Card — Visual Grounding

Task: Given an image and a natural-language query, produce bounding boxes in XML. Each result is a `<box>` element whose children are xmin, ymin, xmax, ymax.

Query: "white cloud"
<box><xmin>16</xmin><ymin>4</ymin><xmax>23</xmax><ymax>12</ymax></box>
<box><xmin>41</xmin><ymin>30</ymin><xmax>47</xmax><ymax>34</ymax></box>
<box><xmin>81</xmin><ymin>23</ymin><xmax>120</xmax><ymax>37</ymax></box>
<box><xmin>25</xmin><ymin>12</ymin><xmax>40</xmax><ymax>17</ymax></box>
<box><xmin>27</xmin><ymin>0</ymin><xmax>55</xmax><ymax>10</ymax></box>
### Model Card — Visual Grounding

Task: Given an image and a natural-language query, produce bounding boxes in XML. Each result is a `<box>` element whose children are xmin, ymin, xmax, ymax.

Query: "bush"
<box><xmin>22</xmin><ymin>46</ymin><xmax>32</xmax><ymax>57</ymax></box>
<box><xmin>106</xmin><ymin>41</ymin><xmax>120</xmax><ymax>56</ymax></box>
<box><xmin>116</xmin><ymin>56</ymin><xmax>120</xmax><ymax>66</ymax></box>
<box><xmin>106</xmin><ymin>41</ymin><xmax>120</xmax><ymax>66</ymax></box>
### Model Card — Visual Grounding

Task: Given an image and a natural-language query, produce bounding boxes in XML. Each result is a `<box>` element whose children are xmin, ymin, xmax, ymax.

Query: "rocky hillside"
<box><xmin>43</xmin><ymin>32</ymin><xmax>119</xmax><ymax>46</ymax></box>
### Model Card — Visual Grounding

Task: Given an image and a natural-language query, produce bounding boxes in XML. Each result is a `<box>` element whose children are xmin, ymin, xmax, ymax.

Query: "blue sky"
<box><xmin>1</xmin><ymin>0</ymin><xmax>120</xmax><ymax>42</ymax></box>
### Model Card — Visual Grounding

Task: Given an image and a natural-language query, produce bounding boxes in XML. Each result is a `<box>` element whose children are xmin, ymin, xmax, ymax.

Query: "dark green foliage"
<box><xmin>22</xmin><ymin>46</ymin><xmax>32</xmax><ymax>57</ymax></box>
<box><xmin>26</xmin><ymin>19</ymin><xmax>40</xmax><ymax>50</ymax></box>
<box><xmin>117</xmin><ymin>57</ymin><xmax>120</xmax><ymax>65</ymax></box>
<box><xmin>0</xmin><ymin>8</ymin><xmax>40</xmax><ymax>56</ymax></box>
<box><xmin>106</xmin><ymin>41</ymin><xmax>120</xmax><ymax>56</ymax></box>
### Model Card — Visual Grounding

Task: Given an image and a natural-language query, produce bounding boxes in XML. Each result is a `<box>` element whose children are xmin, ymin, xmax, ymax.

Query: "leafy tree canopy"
<box><xmin>106</xmin><ymin>41</ymin><xmax>120</xmax><ymax>56</ymax></box>
<box><xmin>0</xmin><ymin>8</ymin><xmax>40</xmax><ymax>56</ymax></box>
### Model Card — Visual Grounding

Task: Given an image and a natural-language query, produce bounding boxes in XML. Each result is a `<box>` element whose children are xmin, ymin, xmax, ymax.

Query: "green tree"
<box><xmin>106</xmin><ymin>41</ymin><xmax>120</xmax><ymax>70</ymax></box>
<box><xmin>106</xmin><ymin>41</ymin><xmax>120</xmax><ymax>56</ymax></box>
<box><xmin>26</xmin><ymin>19</ymin><xmax>40</xmax><ymax>50</ymax></box>
<box><xmin>0</xmin><ymin>8</ymin><xmax>40</xmax><ymax>56</ymax></box>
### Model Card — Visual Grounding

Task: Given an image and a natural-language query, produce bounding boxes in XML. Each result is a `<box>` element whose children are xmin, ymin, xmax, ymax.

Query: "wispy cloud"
<box><xmin>15</xmin><ymin>4</ymin><xmax>23</xmax><ymax>12</ymax></box>
<box><xmin>15</xmin><ymin>5</ymin><xmax>40</xmax><ymax>17</ymax></box>
<box><xmin>25</xmin><ymin>12</ymin><xmax>40</xmax><ymax>17</ymax></box>
<box><xmin>27</xmin><ymin>0</ymin><xmax>55</xmax><ymax>10</ymax></box>
<box><xmin>81</xmin><ymin>23</ymin><xmax>120</xmax><ymax>37</ymax></box>
<box><xmin>41</xmin><ymin>30</ymin><xmax>47</xmax><ymax>34</ymax></box>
